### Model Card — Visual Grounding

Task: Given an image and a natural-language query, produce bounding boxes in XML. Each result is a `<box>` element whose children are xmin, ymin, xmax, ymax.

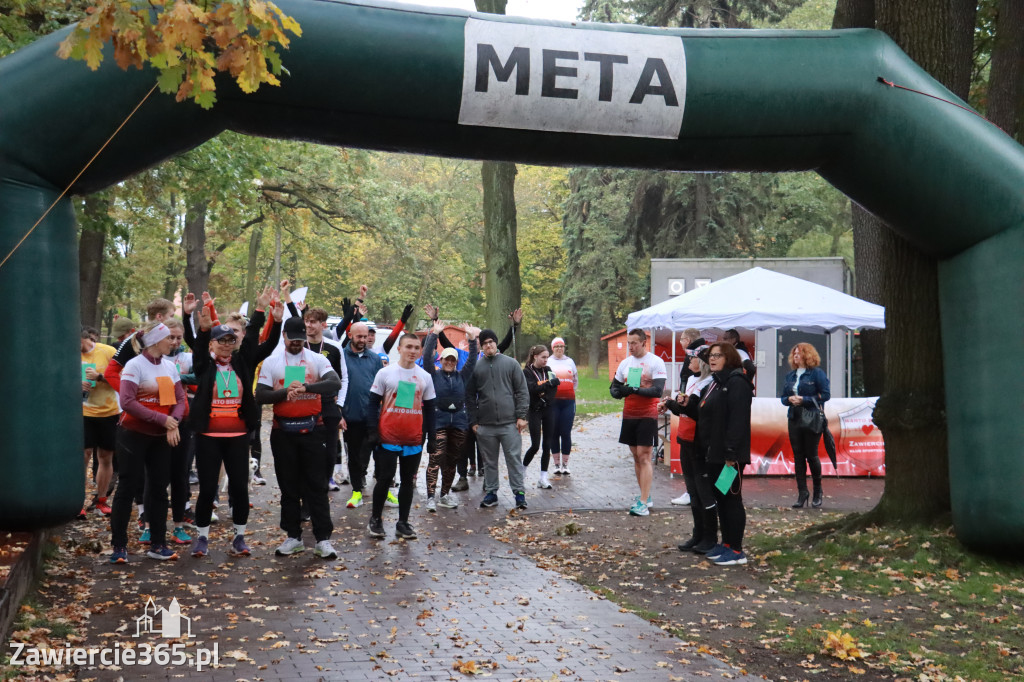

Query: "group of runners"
<box><xmin>81</xmin><ymin>285</ymin><xmax>585</xmax><ymax>562</ymax></box>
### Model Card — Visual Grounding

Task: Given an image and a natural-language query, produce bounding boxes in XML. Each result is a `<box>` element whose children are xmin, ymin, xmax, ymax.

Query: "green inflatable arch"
<box><xmin>1</xmin><ymin>0</ymin><xmax>1022</xmax><ymax>550</ymax></box>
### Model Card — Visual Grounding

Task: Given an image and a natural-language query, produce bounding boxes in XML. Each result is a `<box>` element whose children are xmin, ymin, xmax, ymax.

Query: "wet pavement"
<box><xmin>71</xmin><ymin>413</ymin><xmax>881</xmax><ymax>681</ymax></box>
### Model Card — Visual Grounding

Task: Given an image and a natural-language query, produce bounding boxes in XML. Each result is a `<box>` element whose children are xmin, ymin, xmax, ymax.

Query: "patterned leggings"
<box><xmin>426</xmin><ymin>427</ymin><xmax>467</xmax><ymax>498</ymax></box>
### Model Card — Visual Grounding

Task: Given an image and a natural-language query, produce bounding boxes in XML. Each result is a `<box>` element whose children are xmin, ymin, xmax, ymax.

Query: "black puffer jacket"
<box><xmin>682</xmin><ymin>367</ymin><xmax>753</xmax><ymax>465</ymax></box>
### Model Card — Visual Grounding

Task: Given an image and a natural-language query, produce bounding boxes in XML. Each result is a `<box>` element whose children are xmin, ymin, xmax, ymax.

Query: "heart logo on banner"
<box><xmin>861</xmin><ymin>424</ymin><xmax>875</xmax><ymax>435</ymax></box>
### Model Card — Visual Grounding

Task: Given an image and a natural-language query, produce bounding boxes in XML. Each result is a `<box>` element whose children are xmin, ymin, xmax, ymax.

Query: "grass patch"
<box><xmin>575</xmin><ymin>365</ymin><xmax>625</xmax><ymax>417</ymax></box>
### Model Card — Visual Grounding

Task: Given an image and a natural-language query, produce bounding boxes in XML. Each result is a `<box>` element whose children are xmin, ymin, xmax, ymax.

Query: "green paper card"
<box><xmin>284</xmin><ymin>365</ymin><xmax>306</xmax><ymax>387</ymax></box>
<box><xmin>216</xmin><ymin>370</ymin><xmax>237</xmax><ymax>398</ymax></box>
<box><xmin>626</xmin><ymin>366</ymin><xmax>642</xmax><ymax>388</ymax></box>
<box><xmin>82</xmin><ymin>362</ymin><xmax>96</xmax><ymax>386</ymax></box>
<box><xmin>715</xmin><ymin>465</ymin><xmax>738</xmax><ymax>494</ymax></box>
<box><xmin>395</xmin><ymin>380</ymin><xmax>417</xmax><ymax>409</ymax></box>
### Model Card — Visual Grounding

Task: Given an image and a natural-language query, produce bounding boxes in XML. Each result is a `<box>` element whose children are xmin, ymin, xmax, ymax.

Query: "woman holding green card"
<box><xmin>188</xmin><ymin>288</ymin><xmax>281</xmax><ymax>558</ymax></box>
<box><xmin>679</xmin><ymin>342</ymin><xmax>753</xmax><ymax>567</ymax></box>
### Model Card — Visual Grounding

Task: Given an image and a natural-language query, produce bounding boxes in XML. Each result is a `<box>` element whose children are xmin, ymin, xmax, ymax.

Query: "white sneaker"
<box><xmin>552</xmin><ymin>465</ymin><xmax>562</xmax><ymax>475</ymax></box>
<box><xmin>438</xmin><ymin>494</ymin><xmax>459</xmax><ymax>509</ymax></box>
<box><xmin>561</xmin><ymin>466</ymin><xmax>571</xmax><ymax>476</ymax></box>
<box><xmin>426</xmin><ymin>497</ymin><xmax>437</xmax><ymax>512</ymax></box>
<box><xmin>646</xmin><ymin>495</ymin><xmax>654</xmax><ymax>509</ymax></box>
<box><xmin>252</xmin><ymin>475</ymin><xmax>267</xmax><ymax>486</ymax></box>
<box><xmin>671</xmin><ymin>493</ymin><xmax>691</xmax><ymax>506</ymax></box>
<box><xmin>314</xmin><ymin>540</ymin><xmax>337</xmax><ymax>559</ymax></box>
<box><xmin>210</xmin><ymin>511</ymin><xmax>219</xmax><ymax>523</ymax></box>
<box><xmin>538</xmin><ymin>473</ymin><xmax>552</xmax><ymax>489</ymax></box>
<box><xmin>328</xmin><ymin>479</ymin><xmax>341</xmax><ymax>492</ymax></box>
<box><xmin>275</xmin><ymin>537</ymin><xmax>305</xmax><ymax>556</ymax></box>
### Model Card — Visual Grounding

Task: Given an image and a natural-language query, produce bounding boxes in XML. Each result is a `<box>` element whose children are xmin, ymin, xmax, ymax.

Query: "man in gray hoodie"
<box><xmin>467</xmin><ymin>329</ymin><xmax>530</xmax><ymax>510</ymax></box>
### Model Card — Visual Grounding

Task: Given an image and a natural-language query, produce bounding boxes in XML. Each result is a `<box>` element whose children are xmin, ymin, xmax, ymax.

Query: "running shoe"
<box><xmin>252</xmin><ymin>474</ymin><xmax>267</xmax><ymax>486</ymax></box>
<box><xmin>109</xmin><ymin>546</ymin><xmax>128</xmax><ymax>564</ymax></box>
<box><xmin>346</xmin><ymin>491</ymin><xmax>364</xmax><ymax>508</ymax></box>
<box><xmin>552</xmin><ymin>466</ymin><xmax>563</xmax><ymax>476</ymax></box>
<box><xmin>78</xmin><ymin>507</ymin><xmax>88</xmax><ymax>520</ymax></box>
<box><xmin>171</xmin><ymin>526</ymin><xmax>191</xmax><ymax>544</ymax></box>
<box><xmin>671</xmin><ymin>493</ymin><xmax>691</xmax><ymax>506</ymax></box>
<box><xmin>229</xmin><ymin>535</ymin><xmax>251</xmax><ymax>557</ymax></box>
<box><xmin>467</xmin><ymin>467</ymin><xmax>477</xmax><ymax>477</ymax></box>
<box><xmin>712</xmin><ymin>548</ymin><xmax>748</xmax><ymax>566</ymax></box>
<box><xmin>188</xmin><ymin>470</ymin><xmax>200</xmax><ymax>485</ymax></box>
<box><xmin>328</xmin><ymin>478</ymin><xmax>341</xmax><ymax>492</ymax></box>
<box><xmin>628</xmin><ymin>499</ymin><xmax>650</xmax><ymax>516</ymax></box>
<box><xmin>190</xmin><ymin>536</ymin><xmax>208</xmax><ymax>558</ymax></box>
<box><xmin>314</xmin><ymin>540</ymin><xmax>338</xmax><ymax>559</ymax></box>
<box><xmin>561</xmin><ymin>466</ymin><xmax>572</xmax><ymax>476</ymax></box>
<box><xmin>385</xmin><ymin>491</ymin><xmax>399</xmax><ymax>507</ymax></box>
<box><xmin>451</xmin><ymin>478</ymin><xmax>469</xmax><ymax>492</ymax></box>
<box><xmin>275</xmin><ymin>537</ymin><xmax>305</xmax><ymax>556</ymax></box>
<box><xmin>395</xmin><ymin>521</ymin><xmax>417</xmax><ymax>540</ymax></box>
<box><xmin>426</xmin><ymin>497</ymin><xmax>437</xmax><ymax>513</ymax></box>
<box><xmin>139</xmin><ymin>528</ymin><xmax>151</xmax><ymax>544</ymax></box>
<box><xmin>95</xmin><ymin>499</ymin><xmax>112</xmax><ymax>516</ymax></box>
<box><xmin>367</xmin><ymin>516</ymin><xmax>386</xmax><ymax>539</ymax></box>
<box><xmin>480</xmin><ymin>492</ymin><xmax>498</xmax><ymax>508</ymax></box>
<box><xmin>438</xmin><ymin>494</ymin><xmax>459</xmax><ymax>509</ymax></box>
<box><xmin>646</xmin><ymin>495</ymin><xmax>654</xmax><ymax>509</ymax></box>
<box><xmin>514</xmin><ymin>492</ymin><xmax>528</xmax><ymax>509</ymax></box>
<box><xmin>537</xmin><ymin>476</ymin><xmax>553</xmax><ymax>490</ymax></box>
<box><xmin>704</xmin><ymin>544</ymin><xmax>731</xmax><ymax>561</ymax></box>
<box><xmin>146</xmin><ymin>544</ymin><xmax>178</xmax><ymax>561</ymax></box>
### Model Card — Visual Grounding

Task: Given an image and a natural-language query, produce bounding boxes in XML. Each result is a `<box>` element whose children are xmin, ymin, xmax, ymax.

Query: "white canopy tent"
<box><xmin>625</xmin><ymin>267</ymin><xmax>886</xmax><ymax>393</ymax></box>
<box><xmin>626</xmin><ymin>267</ymin><xmax>886</xmax><ymax>333</ymax></box>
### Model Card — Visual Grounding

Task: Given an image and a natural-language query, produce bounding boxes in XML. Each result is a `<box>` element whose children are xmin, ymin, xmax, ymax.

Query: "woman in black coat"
<box><xmin>678</xmin><ymin>342</ymin><xmax>753</xmax><ymax>566</ymax></box>
<box><xmin>781</xmin><ymin>343</ymin><xmax>831</xmax><ymax>508</ymax></box>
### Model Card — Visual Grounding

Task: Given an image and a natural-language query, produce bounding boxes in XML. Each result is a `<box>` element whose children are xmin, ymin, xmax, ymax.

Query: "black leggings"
<box><xmin>169</xmin><ymin>421</ymin><xmax>192</xmax><ymax>523</ymax></box>
<box><xmin>788</xmin><ymin>420</ymin><xmax>822</xmax><ymax>492</ymax></box>
<box><xmin>707</xmin><ymin>461</ymin><xmax>746</xmax><ymax>552</ymax></box>
<box><xmin>523</xmin><ymin>408</ymin><xmax>555</xmax><ymax>471</ymax></box>
<box><xmin>111</xmin><ymin>428</ymin><xmax>171</xmax><ymax>548</ymax></box>
<box><xmin>371</xmin><ymin>447</ymin><xmax>421</xmax><ymax>523</ymax></box>
<box><xmin>195</xmin><ymin>434</ymin><xmax>250</xmax><ymax>528</ymax></box>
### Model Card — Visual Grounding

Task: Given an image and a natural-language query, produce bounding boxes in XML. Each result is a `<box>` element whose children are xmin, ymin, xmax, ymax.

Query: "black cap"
<box><xmin>283</xmin><ymin>316</ymin><xmax>306</xmax><ymax>340</ymax></box>
<box><xmin>210</xmin><ymin>324</ymin><xmax>237</xmax><ymax>341</ymax></box>
<box><xmin>479</xmin><ymin>329</ymin><xmax>499</xmax><ymax>345</ymax></box>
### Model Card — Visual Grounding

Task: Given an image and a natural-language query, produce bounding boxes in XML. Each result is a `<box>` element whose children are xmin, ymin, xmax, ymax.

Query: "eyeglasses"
<box><xmin>708</xmin><ymin>353</ymin><xmax>724</xmax><ymax>359</ymax></box>
<box><xmin>215</xmin><ymin>337</ymin><xmax>236</xmax><ymax>345</ymax></box>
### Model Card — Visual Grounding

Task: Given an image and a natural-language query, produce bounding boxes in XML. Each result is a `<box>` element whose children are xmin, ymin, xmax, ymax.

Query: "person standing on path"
<box><xmin>340</xmin><ymin>322</ymin><xmax>387</xmax><ymax>510</ymax></box>
<box><xmin>467</xmin><ymin>329</ymin><xmax>530</xmax><ymax>510</ymax></box>
<box><xmin>256</xmin><ymin>316</ymin><xmax>342</xmax><ymax>560</ymax></box>
<box><xmin>522</xmin><ymin>344</ymin><xmax>558</xmax><ymax>490</ymax></box>
<box><xmin>782</xmin><ymin>342</ymin><xmax>830</xmax><ymax>508</ymax></box>
<box><xmin>81</xmin><ymin>329</ymin><xmax>118</xmax><ymax>518</ymax></box>
<box><xmin>365</xmin><ymin>333</ymin><xmax>437</xmax><ymax>540</ymax></box>
<box><xmin>610</xmin><ymin>329</ymin><xmax>667</xmax><ymax>517</ymax></box>
<box><xmin>546</xmin><ymin>337</ymin><xmax>578</xmax><ymax>475</ymax></box>
<box><xmin>301</xmin><ymin>306</ymin><xmax>349</xmax><ymax>492</ymax></box>
<box><xmin>421</xmin><ymin>319</ymin><xmax>479</xmax><ymax>511</ymax></box>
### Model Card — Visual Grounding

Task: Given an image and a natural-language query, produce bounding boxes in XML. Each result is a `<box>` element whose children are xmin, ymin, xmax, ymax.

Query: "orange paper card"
<box><xmin>155</xmin><ymin>376</ymin><xmax>176</xmax><ymax>406</ymax></box>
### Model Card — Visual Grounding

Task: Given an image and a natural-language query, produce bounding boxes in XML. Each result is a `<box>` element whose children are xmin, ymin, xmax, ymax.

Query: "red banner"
<box><xmin>669</xmin><ymin>397</ymin><xmax>886</xmax><ymax>476</ymax></box>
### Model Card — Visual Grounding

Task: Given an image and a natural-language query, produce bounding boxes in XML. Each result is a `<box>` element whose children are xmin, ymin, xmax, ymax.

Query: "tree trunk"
<box><xmin>475</xmin><ymin>0</ymin><xmax>522</xmax><ymax>341</ymax></box>
<box><xmin>245</xmin><ymin>226</ymin><xmax>263</xmax><ymax>306</ymax></box>
<box><xmin>831</xmin><ymin>0</ymin><xmax>873</xmax><ymax>28</ymax></box>
<box><xmin>78</xmin><ymin>193</ymin><xmax>111</xmax><ymax>328</ymax></box>
<box><xmin>183</xmin><ymin>199</ymin><xmax>210</xmax><ymax>296</ymax></box>
<box><xmin>588</xmin><ymin>303</ymin><xmax>603</xmax><ymax>380</ymax></box>
<box><xmin>987</xmin><ymin>0</ymin><xmax>1024</xmax><ymax>139</ymax></box>
<box><xmin>861</xmin><ymin>0</ymin><xmax>978</xmax><ymax>524</ymax></box>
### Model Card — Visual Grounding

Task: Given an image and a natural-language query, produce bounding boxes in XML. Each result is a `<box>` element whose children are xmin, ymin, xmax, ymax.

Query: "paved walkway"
<box><xmin>70</xmin><ymin>413</ymin><xmax>880</xmax><ymax>681</ymax></box>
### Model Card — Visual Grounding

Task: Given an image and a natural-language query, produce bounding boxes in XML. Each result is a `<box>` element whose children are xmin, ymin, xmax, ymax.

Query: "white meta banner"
<box><xmin>459</xmin><ymin>19</ymin><xmax>686</xmax><ymax>139</ymax></box>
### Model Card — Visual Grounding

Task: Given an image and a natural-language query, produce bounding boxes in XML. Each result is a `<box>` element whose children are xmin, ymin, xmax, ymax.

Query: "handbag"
<box><xmin>797</xmin><ymin>398</ymin><xmax>826</xmax><ymax>435</ymax></box>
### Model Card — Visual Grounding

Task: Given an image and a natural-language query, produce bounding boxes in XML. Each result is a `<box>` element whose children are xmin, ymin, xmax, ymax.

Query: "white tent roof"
<box><xmin>625</xmin><ymin>267</ymin><xmax>885</xmax><ymax>332</ymax></box>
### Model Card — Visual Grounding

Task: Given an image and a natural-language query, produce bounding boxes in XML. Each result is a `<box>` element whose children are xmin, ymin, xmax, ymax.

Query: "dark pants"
<box><xmin>460</xmin><ymin>429</ymin><xmax>482</xmax><ymax>475</ymax></box>
<box><xmin>550</xmin><ymin>399</ymin><xmax>576</xmax><ymax>456</ymax></box>
<box><xmin>343</xmin><ymin>421</ymin><xmax>373</xmax><ymax>492</ymax></box>
<box><xmin>323</xmin><ymin>416</ymin><xmax>341</xmax><ymax>479</ymax></box>
<box><xmin>195</xmin><ymin>434</ymin><xmax>250</xmax><ymax>528</ymax></box>
<box><xmin>680</xmin><ymin>439</ymin><xmax>715</xmax><ymax>541</ymax></box>
<box><xmin>169</xmin><ymin>421</ymin><xmax>192</xmax><ymax>523</ymax></box>
<box><xmin>707</xmin><ymin>461</ymin><xmax>746</xmax><ymax>552</ymax></box>
<box><xmin>788</xmin><ymin>420</ymin><xmax>822</xmax><ymax>493</ymax></box>
<box><xmin>270</xmin><ymin>429</ymin><xmax>333</xmax><ymax>541</ymax></box>
<box><xmin>371</xmin><ymin>446</ymin><xmax>421</xmax><ymax>523</ymax></box>
<box><xmin>111</xmin><ymin>428</ymin><xmax>171</xmax><ymax>548</ymax></box>
<box><xmin>523</xmin><ymin>407</ymin><xmax>555</xmax><ymax>472</ymax></box>
<box><xmin>427</xmin><ymin>427</ymin><xmax>466</xmax><ymax>497</ymax></box>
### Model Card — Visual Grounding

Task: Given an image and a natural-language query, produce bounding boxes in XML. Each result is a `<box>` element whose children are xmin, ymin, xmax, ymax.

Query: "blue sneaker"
<box><xmin>190</xmin><ymin>535</ymin><xmax>208</xmax><ymax>558</ymax></box>
<box><xmin>146</xmin><ymin>544</ymin><xmax>179</xmax><ymax>561</ymax></box>
<box><xmin>480</xmin><ymin>492</ymin><xmax>499</xmax><ymax>508</ymax></box>
<box><xmin>514</xmin><ymin>492</ymin><xmax>527</xmax><ymax>509</ymax></box>
<box><xmin>139</xmin><ymin>528</ymin><xmax>151</xmax><ymax>544</ymax></box>
<box><xmin>229</xmin><ymin>535</ymin><xmax>251</xmax><ymax>557</ymax></box>
<box><xmin>172</xmin><ymin>526</ymin><xmax>191</xmax><ymax>544</ymax></box>
<box><xmin>712</xmin><ymin>548</ymin><xmax>748</xmax><ymax>566</ymax></box>
<box><xmin>109</xmin><ymin>546</ymin><xmax>128</xmax><ymax>564</ymax></box>
<box><xmin>704</xmin><ymin>544</ymin><xmax>731</xmax><ymax>561</ymax></box>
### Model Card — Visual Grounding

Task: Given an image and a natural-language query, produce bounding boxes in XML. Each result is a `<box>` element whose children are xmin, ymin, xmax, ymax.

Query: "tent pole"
<box><xmin>671</xmin><ymin>329</ymin><xmax>677</xmax><ymax>394</ymax></box>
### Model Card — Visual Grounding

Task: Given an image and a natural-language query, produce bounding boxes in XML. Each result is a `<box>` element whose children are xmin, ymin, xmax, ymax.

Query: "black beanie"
<box><xmin>479</xmin><ymin>329</ymin><xmax>499</xmax><ymax>345</ymax></box>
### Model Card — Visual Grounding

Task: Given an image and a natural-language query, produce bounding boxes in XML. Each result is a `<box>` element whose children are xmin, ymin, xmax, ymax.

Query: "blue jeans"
<box><xmin>551</xmin><ymin>399</ymin><xmax>576</xmax><ymax>456</ymax></box>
